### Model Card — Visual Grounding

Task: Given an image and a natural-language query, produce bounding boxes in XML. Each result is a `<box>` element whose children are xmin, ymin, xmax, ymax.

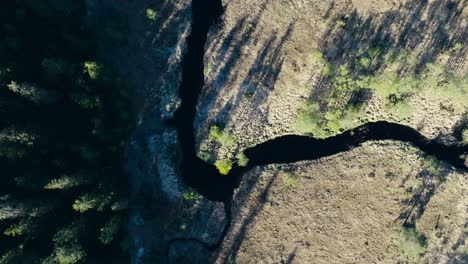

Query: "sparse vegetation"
<box><xmin>281</xmin><ymin>172</ymin><xmax>300</xmax><ymax>187</ymax></box>
<box><xmin>298</xmin><ymin>46</ymin><xmax>467</xmax><ymax>139</ymax></box>
<box><xmin>422</xmin><ymin>156</ymin><xmax>442</xmax><ymax>176</ymax></box>
<box><xmin>390</xmin><ymin>226</ymin><xmax>427</xmax><ymax>262</ymax></box>
<box><xmin>295</xmin><ymin>101</ymin><xmax>364</xmax><ymax>137</ymax></box>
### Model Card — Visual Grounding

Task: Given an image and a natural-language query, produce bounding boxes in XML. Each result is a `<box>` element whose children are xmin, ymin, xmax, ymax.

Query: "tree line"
<box><xmin>0</xmin><ymin>1</ymin><xmax>131</xmax><ymax>263</ymax></box>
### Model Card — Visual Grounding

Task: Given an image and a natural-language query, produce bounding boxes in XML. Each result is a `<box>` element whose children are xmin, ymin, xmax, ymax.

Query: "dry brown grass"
<box><xmin>213</xmin><ymin>141</ymin><xmax>467</xmax><ymax>263</ymax></box>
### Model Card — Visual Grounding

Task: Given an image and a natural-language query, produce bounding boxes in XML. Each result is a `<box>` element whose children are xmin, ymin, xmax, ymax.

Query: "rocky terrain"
<box><xmin>87</xmin><ymin>0</ymin><xmax>227</xmax><ymax>263</ymax></box>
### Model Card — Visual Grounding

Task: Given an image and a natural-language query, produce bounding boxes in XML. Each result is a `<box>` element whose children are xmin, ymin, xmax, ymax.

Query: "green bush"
<box><xmin>53</xmin><ymin>243</ymin><xmax>86</xmax><ymax>264</ymax></box>
<box><xmin>83</xmin><ymin>61</ymin><xmax>100</xmax><ymax>79</ymax></box>
<box><xmin>209</xmin><ymin>125</ymin><xmax>237</xmax><ymax>147</ymax></box>
<box><xmin>72</xmin><ymin>193</ymin><xmax>113</xmax><ymax>213</ymax></box>
<box><xmin>281</xmin><ymin>173</ymin><xmax>300</xmax><ymax>187</ymax></box>
<box><xmin>182</xmin><ymin>188</ymin><xmax>198</xmax><ymax>201</ymax></box>
<box><xmin>321</xmin><ymin>62</ymin><xmax>332</xmax><ymax>77</ymax></box>
<box><xmin>358</xmin><ymin>56</ymin><xmax>371</xmax><ymax>69</ymax></box>
<box><xmin>146</xmin><ymin>8</ymin><xmax>157</xmax><ymax>20</ymax></box>
<box><xmin>462</xmin><ymin>129</ymin><xmax>468</xmax><ymax>144</ymax></box>
<box><xmin>214</xmin><ymin>159</ymin><xmax>233</xmax><ymax>175</ymax></box>
<box><xmin>4</xmin><ymin>219</ymin><xmax>33</xmax><ymax>237</ymax></box>
<box><xmin>422</xmin><ymin>156</ymin><xmax>442</xmax><ymax>176</ymax></box>
<box><xmin>236</xmin><ymin>152</ymin><xmax>249</xmax><ymax>167</ymax></box>
<box><xmin>390</xmin><ymin>227</ymin><xmax>427</xmax><ymax>262</ymax></box>
<box><xmin>198</xmin><ymin>151</ymin><xmax>211</xmax><ymax>162</ymax></box>
<box><xmin>367</xmin><ymin>72</ymin><xmax>421</xmax><ymax>99</ymax></box>
<box><xmin>72</xmin><ymin>194</ymin><xmax>98</xmax><ymax>213</ymax></box>
<box><xmin>295</xmin><ymin>102</ymin><xmax>328</xmax><ymax>137</ymax></box>
<box><xmin>99</xmin><ymin>216</ymin><xmax>121</xmax><ymax>245</ymax></box>
<box><xmin>44</xmin><ymin>173</ymin><xmax>87</xmax><ymax>190</ymax></box>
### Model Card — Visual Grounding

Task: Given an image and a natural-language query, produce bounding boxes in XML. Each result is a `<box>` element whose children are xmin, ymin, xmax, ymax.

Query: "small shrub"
<box><xmin>310</xmin><ymin>50</ymin><xmax>325</xmax><ymax>64</ymax></box>
<box><xmin>243</xmin><ymin>91</ymin><xmax>254</xmax><ymax>99</ymax></box>
<box><xmin>99</xmin><ymin>216</ymin><xmax>121</xmax><ymax>245</ymax></box>
<box><xmin>295</xmin><ymin>103</ymin><xmax>327</xmax><ymax>137</ymax></box>
<box><xmin>146</xmin><ymin>8</ymin><xmax>157</xmax><ymax>20</ymax></box>
<box><xmin>214</xmin><ymin>159</ymin><xmax>233</xmax><ymax>175</ymax></box>
<box><xmin>4</xmin><ymin>219</ymin><xmax>33</xmax><ymax>236</ymax></box>
<box><xmin>282</xmin><ymin>172</ymin><xmax>300</xmax><ymax>187</ymax></box>
<box><xmin>422</xmin><ymin>156</ymin><xmax>442</xmax><ymax>176</ymax></box>
<box><xmin>53</xmin><ymin>223</ymin><xmax>81</xmax><ymax>245</ymax></box>
<box><xmin>198</xmin><ymin>151</ymin><xmax>211</xmax><ymax>162</ymax></box>
<box><xmin>53</xmin><ymin>243</ymin><xmax>86</xmax><ymax>264</ymax></box>
<box><xmin>72</xmin><ymin>193</ymin><xmax>112</xmax><ymax>213</ymax></box>
<box><xmin>83</xmin><ymin>61</ymin><xmax>100</xmax><ymax>80</ymax></box>
<box><xmin>209</xmin><ymin>125</ymin><xmax>237</xmax><ymax>147</ymax></box>
<box><xmin>358</xmin><ymin>56</ymin><xmax>371</xmax><ymax>69</ymax></box>
<box><xmin>7</xmin><ymin>81</ymin><xmax>51</xmax><ymax>104</ymax></box>
<box><xmin>391</xmin><ymin>101</ymin><xmax>415</xmax><ymax>119</ymax></box>
<box><xmin>462</xmin><ymin>129</ymin><xmax>468</xmax><ymax>144</ymax></box>
<box><xmin>452</xmin><ymin>42</ymin><xmax>462</xmax><ymax>52</ymax></box>
<box><xmin>72</xmin><ymin>194</ymin><xmax>97</xmax><ymax>213</ymax></box>
<box><xmin>368</xmin><ymin>72</ymin><xmax>421</xmax><ymax>99</ymax></box>
<box><xmin>44</xmin><ymin>173</ymin><xmax>87</xmax><ymax>190</ymax></box>
<box><xmin>390</xmin><ymin>226</ymin><xmax>427</xmax><ymax>262</ymax></box>
<box><xmin>236</xmin><ymin>152</ymin><xmax>249</xmax><ymax>167</ymax></box>
<box><xmin>336</xmin><ymin>20</ymin><xmax>346</xmax><ymax>29</ymax></box>
<box><xmin>321</xmin><ymin>62</ymin><xmax>332</xmax><ymax>77</ymax></box>
<box><xmin>182</xmin><ymin>188</ymin><xmax>198</xmax><ymax>201</ymax></box>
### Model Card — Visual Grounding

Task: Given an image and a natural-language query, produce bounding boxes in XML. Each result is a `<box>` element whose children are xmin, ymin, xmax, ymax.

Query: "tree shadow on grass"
<box><xmin>397</xmin><ymin>168</ymin><xmax>450</xmax><ymax>227</ymax></box>
<box><xmin>196</xmin><ymin>8</ymin><xmax>294</xmax><ymax>149</ymax></box>
<box><xmin>309</xmin><ymin>0</ymin><xmax>467</xmax><ymax>106</ymax></box>
<box><xmin>210</xmin><ymin>169</ymin><xmax>278</xmax><ymax>263</ymax></box>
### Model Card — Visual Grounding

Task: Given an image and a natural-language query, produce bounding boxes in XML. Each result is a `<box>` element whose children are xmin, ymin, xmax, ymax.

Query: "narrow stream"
<box><xmin>167</xmin><ymin>0</ymin><xmax>468</xmax><ymax>259</ymax></box>
<box><xmin>176</xmin><ymin>0</ymin><xmax>466</xmax><ymax>202</ymax></box>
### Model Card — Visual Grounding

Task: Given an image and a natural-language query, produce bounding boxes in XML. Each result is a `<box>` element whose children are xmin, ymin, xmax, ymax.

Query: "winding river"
<box><xmin>169</xmin><ymin>0</ymin><xmax>467</xmax><ymax>257</ymax></box>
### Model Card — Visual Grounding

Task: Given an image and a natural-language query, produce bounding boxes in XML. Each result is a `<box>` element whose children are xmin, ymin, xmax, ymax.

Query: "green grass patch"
<box><xmin>391</xmin><ymin>101</ymin><xmax>416</xmax><ymax>119</ymax></box>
